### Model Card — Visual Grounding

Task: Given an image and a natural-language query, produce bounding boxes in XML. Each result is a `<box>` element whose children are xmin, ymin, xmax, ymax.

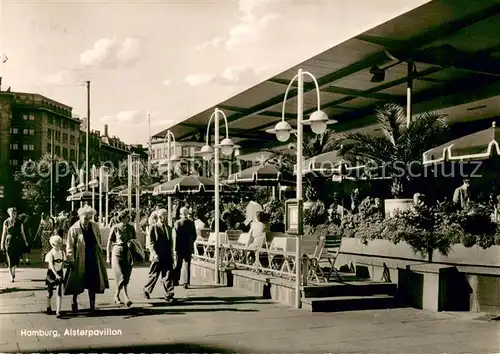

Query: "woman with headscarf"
<box><xmin>65</xmin><ymin>205</ymin><xmax>109</xmax><ymax>313</ymax></box>
<box><xmin>106</xmin><ymin>209</ymin><xmax>136</xmax><ymax>307</ymax></box>
<box><xmin>1</xmin><ymin>207</ymin><xmax>29</xmax><ymax>282</ymax></box>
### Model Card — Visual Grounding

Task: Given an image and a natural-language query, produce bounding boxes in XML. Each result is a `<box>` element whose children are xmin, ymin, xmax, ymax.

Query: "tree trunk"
<box><xmin>427</xmin><ymin>248</ymin><xmax>434</xmax><ymax>263</ymax></box>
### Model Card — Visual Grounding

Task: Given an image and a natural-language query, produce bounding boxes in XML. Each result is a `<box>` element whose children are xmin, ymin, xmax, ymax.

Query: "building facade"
<box><xmin>0</xmin><ymin>90</ymin><xmax>80</xmax><ymax>208</ymax></box>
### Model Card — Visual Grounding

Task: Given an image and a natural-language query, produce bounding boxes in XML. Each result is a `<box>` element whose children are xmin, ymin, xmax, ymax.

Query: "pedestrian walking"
<box><xmin>37</xmin><ymin>213</ymin><xmax>55</xmax><ymax>261</ymax></box>
<box><xmin>1</xmin><ymin>207</ymin><xmax>29</xmax><ymax>282</ymax></box>
<box><xmin>143</xmin><ymin>209</ymin><xmax>176</xmax><ymax>303</ymax></box>
<box><xmin>106</xmin><ymin>210</ymin><xmax>136</xmax><ymax>307</ymax></box>
<box><xmin>174</xmin><ymin>207</ymin><xmax>196</xmax><ymax>289</ymax></box>
<box><xmin>45</xmin><ymin>235</ymin><xmax>66</xmax><ymax>318</ymax></box>
<box><xmin>65</xmin><ymin>205</ymin><xmax>109</xmax><ymax>313</ymax></box>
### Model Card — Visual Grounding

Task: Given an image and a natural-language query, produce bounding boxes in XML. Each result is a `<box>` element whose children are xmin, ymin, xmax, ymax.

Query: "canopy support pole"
<box><xmin>406</xmin><ymin>61</ymin><xmax>413</xmax><ymax>128</ymax></box>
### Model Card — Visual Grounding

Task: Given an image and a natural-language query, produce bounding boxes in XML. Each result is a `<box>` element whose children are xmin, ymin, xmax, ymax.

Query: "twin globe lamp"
<box><xmin>267</xmin><ymin>110</ymin><xmax>333</xmax><ymax>142</ymax></box>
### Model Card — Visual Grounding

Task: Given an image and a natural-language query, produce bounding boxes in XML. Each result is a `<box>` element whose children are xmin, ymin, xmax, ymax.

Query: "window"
<box><xmin>182</xmin><ymin>147</ymin><xmax>189</xmax><ymax>157</ymax></box>
<box><xmin>55</xmin><ymin>131</ymin><xmax>61</xmax><ymax>142</ymax></box>
<box><xmin>23</xmin><ymin>129</ymin><xmax>28</xmax><ymax>135</ymax></box>
<box><xmin>29</xmin><ymin>113</ymin><xmax>35</xmax><ymax>121</ymax></box>
<box><xmin>47</xmin><ymin>143</ymin><xmax>52</xmax><ymax>152</ymax></box>
<box><xmin>63</xmin><ymin>121</ymin><xmax>68</xmax><ymax>129</ymax></box>
<box><xmin>48</xmin><ymin>129</ymin><xmax>52</xmax><ymax>138</ymax></box>
<box><xmin>23</xmin><ymin>144</ymin><xmax>28</xmax><ymax>151</ymax></box>
<box><xmin>63</xmin><ymin>147</ymin><xmax>68</xmax><ymax>158</ymax></box>
<box><xmin>29</xmin><ymin>129</ymin><xmax>35</xmax><ymax>135</ymax></box>
<box><xmin>63</xmin><ymin>133</ymin><xmax>68</xmax><ymax>144</ymax></box>
<box><xmin>10</xmin><ymin>144</ymin><xmax>18</xmax><ymax>150</ymax></box>
<box><xmin>10</xmin><ymin>160</ymin><xmax>18</xmax><ymax>166</ymax></box>
<box><xmin>70</xmin><ymin>135</ymin><xmax>75</xmax><ymax>145</ymax></box>
<box><xmin>55</xmin><ymin>146</ymin><xmax>61</xmax><ymax>155</ymax></box>
<box><xmin>48</xmin><ymin>116</ymin><xmax>53</xmax><ymax>125</ymax></box>
<box><xmin>11</xmin><ymin>128</ymin><xmax>18</xmax><ymax>134</ymax></box>
<box><xmin>23</xmin><ymin>114</ymin><xmax>28</xmax><ymax>120</ymax></box>
<box><xmin>70</xmin><ymin>149</ymin><xmax>75</xmax><ymax>160</ymax></box>
<box><xmin>29</xmin><ymin>145</ymin><xmax>35</xmax><ymax>151</ymax></box>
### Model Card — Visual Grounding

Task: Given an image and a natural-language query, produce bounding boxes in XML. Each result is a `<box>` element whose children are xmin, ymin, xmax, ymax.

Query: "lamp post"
<box><xmin>161</xmin><ymin>131</ymin><xmax>180</xmax><ymax>226</ymax></box>
<box><xmin>69</xmin><ymin>174</ymin><xmax>77</xmax><ymax>211</ymax></box>
<box><xmin>266</xmin><ymin>68</ymin><xmax>336</xmax><ymax>309</ymax></box>
<box><xmin>197</xmin><ymin>108</ymin><xmax>238</xmax><ymax>284</ymax></box>
<box><xmin>89</xmin><ymin>165</ymin><xmax>99</xmax><ymax>220</ymax></box>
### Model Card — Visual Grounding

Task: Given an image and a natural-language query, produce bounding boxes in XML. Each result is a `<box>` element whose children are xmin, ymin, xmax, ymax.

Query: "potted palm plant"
<box><xmin>339</xmin><ymin>103</ymin><xmax>449</xmax><ymax>217</ymax></box>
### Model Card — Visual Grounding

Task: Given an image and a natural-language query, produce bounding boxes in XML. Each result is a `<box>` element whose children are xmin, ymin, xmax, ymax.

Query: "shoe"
<box><xmin>125</xmin><ymin>300</ymin><xmax>132</xmax><ymax>307</ymax></box>
<box><xmin>143</xmin><ymin>290</ymin><xmax>150</xmax><ymax>299</ymax></box>
<box><xmin>165</xmin><ymin>297</ymin><xmax>176</xmax><ymax>304</ymax></box>
<box><xmin>56</xmin><ymin>312</ymin><xmax>61</xmax><ymax>318</ymax></box>
<box><xmin>113</xmin><ymin>297</ymin><xmax>123</xmax><ymax>305</ymax></box>
<box><xmin>46</xmin><ymin>307</ymin><xmax>53</xmax><ymax>315</ymax></box>
<box><xmin>183</xmin><ymin>284</ymin><xmax>189</xmax><ymax>289</ymax></box>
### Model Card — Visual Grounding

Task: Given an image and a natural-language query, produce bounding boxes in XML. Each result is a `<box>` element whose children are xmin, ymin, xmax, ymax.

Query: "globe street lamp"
<box><xmin>266</xmin><ymin>68</ymin><xmax>337</xmax><ymax>309</ymax></box>
<box><xmin>160</xmin><ymin>130</ymin><xmax>181</xmax><ymax>226</ymax></box>
<box><xmin>197</xmin><ymin>108</ymin><xmax>238</xmax><ymax>284</ymax></box>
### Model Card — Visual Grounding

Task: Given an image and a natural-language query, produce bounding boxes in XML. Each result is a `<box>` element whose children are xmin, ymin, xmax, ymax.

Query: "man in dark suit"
<box><xmin>174</xmin><ymin>207</ymin><xmax>197</xmax><ymax>289</ymax></box>
<box><xmin>143</xmin><ymin>209</ymin><xmax>176</xmax><ymax>303</ymax></box>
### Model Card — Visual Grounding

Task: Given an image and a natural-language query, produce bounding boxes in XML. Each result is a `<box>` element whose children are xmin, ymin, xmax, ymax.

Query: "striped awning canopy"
<box><xmin>423</xmin><ymin>122</ymin><xmax>500</xmax><ymax>165</ymax></box>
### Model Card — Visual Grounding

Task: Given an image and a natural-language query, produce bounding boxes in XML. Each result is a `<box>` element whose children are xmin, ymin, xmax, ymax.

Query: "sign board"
<box><xmin>285</xmin><ymin>199</ymin><xmax>303</xmax><ymax>236</ymax></box>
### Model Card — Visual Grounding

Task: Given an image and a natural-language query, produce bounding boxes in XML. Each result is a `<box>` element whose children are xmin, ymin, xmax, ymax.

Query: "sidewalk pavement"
<box><xmin>1</xmin><ymin>267</ymin><xmax>499</xmax><ymax>353</ymax></box>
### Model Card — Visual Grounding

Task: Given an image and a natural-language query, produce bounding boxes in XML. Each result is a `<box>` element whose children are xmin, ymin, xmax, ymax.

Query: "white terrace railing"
<box><xmin>193</xmin><ymin>230</ymin><xmax>343</xmax><ymax>284</ymax></box>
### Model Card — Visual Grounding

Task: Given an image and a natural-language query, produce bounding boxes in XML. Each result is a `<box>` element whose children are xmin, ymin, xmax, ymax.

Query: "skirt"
<box><xmin>46</xmin><ymin>269</ymin><xmax>64</xmax><ymax>286</ymax></box>
<box><xmin>111</xmin><ymin>245</ymin><xmax>133</xmax><ymax>287</ymax></box>
<box><xmin>5</xmin><ymin>234</ymin><xmax>23</xmax><ymax>268</ymax></box>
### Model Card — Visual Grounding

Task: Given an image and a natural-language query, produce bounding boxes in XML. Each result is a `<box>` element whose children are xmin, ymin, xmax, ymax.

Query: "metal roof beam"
<box><xmin>221</xmin><ymin>3</ymin><xmax>500</xmax><ymax>127</ymax></box>
<box><xmin>247</xmin><ymin>66</ymin><xmax>441</xmax><ymax>132</ymax></box>
<box><xmin>331</xmin><ymin>74</ymin><xmax>500</xmax><ymax>125</ymax></box>
<box><xmin>322</xmin><ymin>85</ymin><xmax>402</xmax><ymax>100</ymax></box>
<box><xmin>409</xmin><ymin>45</ymin><xmax>500</xmax><ymax>77</ymax></box>
<box><xmin>355</xmin><ymin>35</ymin><xmax>404</xmax><ymax>48</ymax></box>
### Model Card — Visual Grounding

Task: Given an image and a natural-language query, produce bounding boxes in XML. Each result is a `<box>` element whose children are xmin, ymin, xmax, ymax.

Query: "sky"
<box><xmin>0</xmin><ymin>0</ymin><xmax>429</xmax><ymax>146</ymax></box>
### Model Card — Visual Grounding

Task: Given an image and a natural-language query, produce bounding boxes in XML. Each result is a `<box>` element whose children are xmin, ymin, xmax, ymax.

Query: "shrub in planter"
<box><xmin>303</xmin><ymin>200</ymin><xmax>328</xmax><ymax>228</ymax></box>
<box><xmin>339</xmin><ymin>197</ymin><xmax>384</xmax><ymax>239</ymax></box>
<box><xmin>389</xmin><ymin>204</ymin><xmax>455</xmax><ymax>262</ymax></box>
<box><xmin>264</xmin><ymin>199</ymin><xmax>285</xmax><ymax>232</ymax></box>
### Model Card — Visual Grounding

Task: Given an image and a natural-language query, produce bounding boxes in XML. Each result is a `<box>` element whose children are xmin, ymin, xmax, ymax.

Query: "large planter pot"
<box><xmin>384</xmin><ymin>198</ymin><xmax>413</xmax><ymax>218</ymax></box>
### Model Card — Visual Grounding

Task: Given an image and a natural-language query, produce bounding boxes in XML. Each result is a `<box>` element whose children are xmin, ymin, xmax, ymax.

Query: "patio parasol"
<box><xmin>226</xmin><ymin>163</ymin><xmax>295</xmax><ymax>185</ymax></box>
<box><xmin>117</xmin><ymin>182</ymin><xmax>162</xmax><ymax>196</ymax></box>
<box><xmin>299</xmin><ymin>150</ymin><xmax>365</xmax><ymax>179</ymax></box>
<box><xmin>423</xmin><ymin>122</ymin><xmax>500</xmax><ymax>165</ymax></box>
<box><xmin>66</xmin><ymin>190</ymin><xmax>99</xmax><ymax>201</ymax></box>
<box><xmin>152</xmin><ymin>176</ymin><xmax>225</xmax><ymax>195</ymax></box>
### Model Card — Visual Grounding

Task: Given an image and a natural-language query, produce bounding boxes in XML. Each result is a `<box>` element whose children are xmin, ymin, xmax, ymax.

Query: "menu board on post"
<box><xmin>285</xmin><ymin>199</ymin><xmax>303</xmax><ymax>236</ymax></box>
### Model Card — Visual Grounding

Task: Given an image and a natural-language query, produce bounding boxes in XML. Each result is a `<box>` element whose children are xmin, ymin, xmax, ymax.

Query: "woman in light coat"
<box><xmin>65</xmin><ymin>205</ymin><xmax>109</xmax><ymax>313</ymax></box>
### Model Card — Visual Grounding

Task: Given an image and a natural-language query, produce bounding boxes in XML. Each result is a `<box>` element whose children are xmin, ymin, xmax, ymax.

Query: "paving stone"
<box><xmin>1</xmin><ymin>267</ymin><xmax>499</xmax><ymax>353</ymax></box>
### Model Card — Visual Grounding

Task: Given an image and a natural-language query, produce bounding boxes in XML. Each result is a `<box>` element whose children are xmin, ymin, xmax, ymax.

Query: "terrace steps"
<box><xmin>300</xmin><ymin>273</ymin><xmax>399</xmax><ymax>312</ymax></box>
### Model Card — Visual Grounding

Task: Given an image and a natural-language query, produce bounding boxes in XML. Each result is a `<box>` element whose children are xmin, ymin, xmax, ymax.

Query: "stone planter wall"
<box><xmin>337</xmin><ymin>237</ymin><xmax>500</xmax><ymax>313</ymax></box>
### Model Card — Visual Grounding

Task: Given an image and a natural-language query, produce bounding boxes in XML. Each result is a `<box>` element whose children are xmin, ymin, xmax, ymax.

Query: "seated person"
<box><xmin>248</xmin><ymin>211</ymin><xmax>267</xmax><ymax>244</ymax></box>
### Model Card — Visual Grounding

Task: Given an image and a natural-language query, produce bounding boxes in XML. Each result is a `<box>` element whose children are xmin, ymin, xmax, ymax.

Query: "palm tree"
<box><xmin>262</xmin><ymin>130</ymin><xmax>341</xmax><ymax>200</ymax></box>
<box><xmin>339</xmin><ymin>103</ymin><xmax>449</xmax><ymax>198</ymax></box>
